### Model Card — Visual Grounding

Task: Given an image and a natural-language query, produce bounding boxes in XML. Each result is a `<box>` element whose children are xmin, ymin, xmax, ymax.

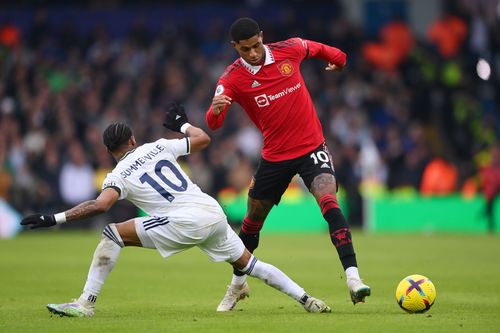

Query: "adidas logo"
<box><xmin>251</xmin><ymin>80</ymin><xmax>261</xmax><ymax>88</ymax></box>
<box><xmin>320</xmin><ymin>163</ymin><xmax>330</xmax><ymax>169</ymax></box>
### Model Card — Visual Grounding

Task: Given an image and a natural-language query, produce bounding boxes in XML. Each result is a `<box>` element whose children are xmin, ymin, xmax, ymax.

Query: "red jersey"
<box><xmin>206</xmin><ymin>38</ymin><xmax>346</xmax><ymax>162</ymax></box>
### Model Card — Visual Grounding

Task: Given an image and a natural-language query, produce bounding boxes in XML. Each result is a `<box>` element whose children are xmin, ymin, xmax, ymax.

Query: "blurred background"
<box><xmin>0</xmin><ymin>0</ymin><xmax>499</xmax><ymax>237</ymax></box>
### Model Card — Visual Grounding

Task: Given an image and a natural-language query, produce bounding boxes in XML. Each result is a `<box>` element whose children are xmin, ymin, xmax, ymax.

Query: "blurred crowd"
<box><xmin>0</xmin><ymin>0</ymin><xmax>499</xmax><ymax>226</ymax></box>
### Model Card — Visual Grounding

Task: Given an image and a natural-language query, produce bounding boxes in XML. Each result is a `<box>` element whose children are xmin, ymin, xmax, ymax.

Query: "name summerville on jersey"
<box><xmin>118</xmin><ymin>144</ymin><xmax>166</xmax><ymax>179</ymax></box>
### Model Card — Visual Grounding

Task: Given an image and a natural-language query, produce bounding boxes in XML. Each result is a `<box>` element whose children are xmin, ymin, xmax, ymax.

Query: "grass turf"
<box><xmin>1</xmin><ymin>230</ymin><xmax>499</xmax><ymax>333</ymax></box>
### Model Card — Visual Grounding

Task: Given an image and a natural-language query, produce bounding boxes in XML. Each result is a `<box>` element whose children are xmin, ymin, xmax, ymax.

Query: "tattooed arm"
<box><xmin>65</xmin><ymin>188</ymin><xmax>120</xmax><ymax>221</ymax></box>
<box><xmin>21</xmin><ymin>188</ymin><xmax>120</xmax><ymax>229</ymax></box>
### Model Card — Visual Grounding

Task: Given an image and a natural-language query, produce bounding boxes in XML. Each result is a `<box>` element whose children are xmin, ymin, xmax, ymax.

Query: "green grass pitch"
<box><xmin>1</xmin><ymin>230</ymin><xmax>499</xmax><ymax>333</ymax></box>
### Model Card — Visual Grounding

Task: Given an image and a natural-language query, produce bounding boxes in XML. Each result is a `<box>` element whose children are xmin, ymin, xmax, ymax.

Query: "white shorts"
<box><xmin>134</xmin><ymin>213</ymin><xmax>245</xmax><ymax>263</ymax></box>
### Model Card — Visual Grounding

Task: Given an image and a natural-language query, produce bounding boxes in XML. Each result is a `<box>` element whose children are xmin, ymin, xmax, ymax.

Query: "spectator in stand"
<box><xmin>59</xmin><ymin>141</ymin><xmax>96</xmax><ymax>227</ymax></box>
<box><xmin>420</xmin><ymin>155</ymin><xmax>458</xmax><ymax>196</ymax></box>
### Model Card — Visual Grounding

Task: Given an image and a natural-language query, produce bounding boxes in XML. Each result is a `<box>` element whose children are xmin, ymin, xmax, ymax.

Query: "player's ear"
<box><xmin>230</xmin><ymin>40</ymin><xmax>237</xmax><ymax>49</ymax></box>
<box><xmin>259</xmin><ymin>31</ymin><xmax>263</xmax><ymax>41</ymax></box>
<box><xmin>130</xmin><ymin>136</ymin><xmax>137</xmax><ymax>147</ymax></box>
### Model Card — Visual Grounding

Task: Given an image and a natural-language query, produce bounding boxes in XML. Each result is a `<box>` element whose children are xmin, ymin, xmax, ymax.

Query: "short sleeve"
<box><xmin>102</xmin><ymin>172</ymin><xmax>127</xmax><ymax>200</ymax></box>
<box><xmin>157</xmin><ymin>138</ymin><xmax>190</xmax><ymax>159</ymax></box>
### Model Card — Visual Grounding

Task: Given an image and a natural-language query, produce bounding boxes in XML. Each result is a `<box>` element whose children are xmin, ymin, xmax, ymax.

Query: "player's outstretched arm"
<box><xmin>185</xmin><ymin>125</ymin><xmax>210</xmax><ymax>153</ymax></box>
<box><xmin>20</xmin><ymin>188</ymin><xmax>119</xmax><ymax>229</ymax></box>
<box><xmin>300</xmin><ymin>38</ymin><xmax>346</xmax><ymax>71</ymax></box>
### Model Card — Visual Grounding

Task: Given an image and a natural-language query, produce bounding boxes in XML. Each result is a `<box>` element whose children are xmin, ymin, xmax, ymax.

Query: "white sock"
<box><xmin>346</xmin><ymin>266</ymin><xmax>360</xmax><ymax>280</ymax></box>
<box><xmin>231</xmin><ymin>274</ymin><xmax>247</xmax><ymax>286</ymax></box>
<box><xmin>78</xmin><ymin>224</ymin><xmax>123</xmax><ymax>306</ymax></box>
<box><xmin>242</xmin><ymin>256</ymin><xmax>306</xmax><ymax>302</ymax></box>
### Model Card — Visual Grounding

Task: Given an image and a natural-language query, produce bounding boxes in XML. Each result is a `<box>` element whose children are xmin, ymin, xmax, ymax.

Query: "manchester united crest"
<box><xmin>278</xmin><ymin>61</ymin><xmax>294</xmax><ymax>76</ymax></box>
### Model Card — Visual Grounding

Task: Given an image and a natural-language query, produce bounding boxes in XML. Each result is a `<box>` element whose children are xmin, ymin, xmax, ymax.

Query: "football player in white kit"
<box><xmin>21</xmin><ymin>103</ymin><xmax>331</xmax><ymax>317</ymax></box>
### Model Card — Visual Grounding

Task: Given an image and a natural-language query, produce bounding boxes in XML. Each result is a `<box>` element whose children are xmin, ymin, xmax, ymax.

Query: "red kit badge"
<box><xmin>278</xmin><ymin>61</ymin><xmax>294</xmax><ymax>76</ymax></box>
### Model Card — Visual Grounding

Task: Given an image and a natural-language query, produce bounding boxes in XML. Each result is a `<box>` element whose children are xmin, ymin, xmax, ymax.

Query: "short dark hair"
<box><xmin>103</xmin><ymin>122</ymin><xmax>132</xmax><ymax>152</ymax></box>
<box><xmin>230</xmin><ymin>17</ymin><xmax>260</xmax><ymax>42</ymax></box>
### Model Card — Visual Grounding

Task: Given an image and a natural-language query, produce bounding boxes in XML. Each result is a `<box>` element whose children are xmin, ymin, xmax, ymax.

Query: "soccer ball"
<box><xmin>395</xmin><ymin>274</ymin><xmax>436</xmax><ymax>313</ymax></box>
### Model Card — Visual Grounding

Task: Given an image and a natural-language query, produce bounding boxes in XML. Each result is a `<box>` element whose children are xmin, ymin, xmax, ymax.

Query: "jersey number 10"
<box><xmin>139</xmin><ymin>160</ymin><xmax>187</xmax><ymax>202</ymax></box>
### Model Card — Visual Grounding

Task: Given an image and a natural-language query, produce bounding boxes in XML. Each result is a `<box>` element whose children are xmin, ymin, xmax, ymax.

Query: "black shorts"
<box><xmin>249</xmin><ymin>142</ymin><xmax>336</xmax><ymax>205</ymax></box>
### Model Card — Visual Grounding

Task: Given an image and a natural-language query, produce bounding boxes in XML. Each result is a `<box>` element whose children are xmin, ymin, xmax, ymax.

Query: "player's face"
<box><xmin>232</xmin><ymin>32</ymin><xmax>265</xmax><ymax>66</ymax></box>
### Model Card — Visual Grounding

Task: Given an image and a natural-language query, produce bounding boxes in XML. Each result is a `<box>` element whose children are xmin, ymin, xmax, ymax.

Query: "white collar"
<box><xmin>240</xmin><ymin>45</ymin><xmax>275</xmax><ymax>75</ymax></box>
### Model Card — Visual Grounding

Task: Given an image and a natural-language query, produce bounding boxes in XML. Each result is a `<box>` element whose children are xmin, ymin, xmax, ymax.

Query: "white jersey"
<box><xmin>102</xmin><ymin>138</ymin><xmax>223</xmax><ymax>223</ymax></box>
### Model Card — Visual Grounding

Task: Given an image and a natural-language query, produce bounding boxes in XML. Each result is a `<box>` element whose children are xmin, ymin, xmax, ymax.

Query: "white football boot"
<box><xmin>216</xmin><ymin>282</ymin><xmax>250</xmax><ymax>312</ymax></box>
<box><xmin>347</xmin><ymin>277</ymin><xmax>371</xmax><ymax>304</ymax></box>
<box><xmin>303</xmin><ymin>297</ymin><xmax>332</xmax><ymax>313</ymax></box>
<box><xmin>47</xmin><ymin>300</ymin><xmax>95</xmax><ymax>317</ymax></box>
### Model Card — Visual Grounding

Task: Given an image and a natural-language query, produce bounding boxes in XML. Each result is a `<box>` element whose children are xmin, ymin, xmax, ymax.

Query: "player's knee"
<box><xmin>311</xmin><ymin>173</ymin><xmax>337</xmax><ymax>199</ymax></box>
<box><xmin>114</xmin><ymin>220</ymin><xmax>143</xmax><ymax>247</ymax></box>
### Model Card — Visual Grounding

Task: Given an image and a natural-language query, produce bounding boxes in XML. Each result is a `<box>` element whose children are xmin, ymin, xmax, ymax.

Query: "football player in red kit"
<box><xmin>207</xmin><ymin>17</ymin><xmax>370</xmax><ymax>312</ymax></box>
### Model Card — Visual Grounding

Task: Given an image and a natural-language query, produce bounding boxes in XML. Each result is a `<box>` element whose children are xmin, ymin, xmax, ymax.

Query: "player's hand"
<box><xmin>211</xmin><ymin>95</ymin><xmax>232</xmax><ymax>116</ymax></box>
<box><xmin>20</xmin><ymin>214</ymin><xmax>56</xmax><ymax>229</ymax></box>
<box><xmin>163</xmin><ymin>102</ymin><xmax>189</xmax><ymax>133</ymax></box>
<box><xmin>325</xmin><ymin>63</ymin><xmax>343</xmax><ymax>71</ymax></box>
